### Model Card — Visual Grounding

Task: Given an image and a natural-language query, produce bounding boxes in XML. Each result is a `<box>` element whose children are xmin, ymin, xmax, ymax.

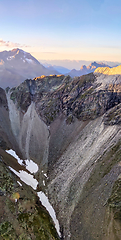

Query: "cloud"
<box><xmin>0</xmin><ymin>39</ymin><xmax>29</xmax><ymax>48</ymax></box>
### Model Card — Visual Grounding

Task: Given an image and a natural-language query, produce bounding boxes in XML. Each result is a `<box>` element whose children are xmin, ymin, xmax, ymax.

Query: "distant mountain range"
<box><xmin>42</xmin><ymin>61</ymin><xmax>120</xmax><ymax>77</ymax></box>
<box><xmin>0</xmin><ymin>48</ymin><xmax>58</xmax><ymax>88</ymax></box>
<box><xmin>0</xmin><ymin>48</ymin><xmax>121</xmax><ymax>89</ymax></box>
<box><xmin>40</xmin><ymin>59</ymin><xmax>121</xmax><ymax>71</ymax></box>
<box><xmin>66</xmin><ymin>62</ymin><xmax>111</xmax><ymax>77</ymax></box>
<box><xmin>42</xmin><ymin>63</ymin><xmax>70</xmax><ymax>75</ymax></box>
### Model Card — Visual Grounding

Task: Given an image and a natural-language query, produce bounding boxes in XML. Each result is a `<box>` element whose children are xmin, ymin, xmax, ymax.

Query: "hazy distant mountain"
<box><xmin>43</xmin><ymin>65</ymin><xmax>60</xmax><ymax>74</ymax></box>
<box><xmin>0</xmin><ymin>48</ymin><xmax>58</xmax><ymax>88</ymax></box>
<box><xmin>67</xmin><ymin>61</ymin><xmax>111</xmax><ymax>77</ymax></box>
<box><xmin>40</xmin><ymin>59</ymin><xmax>121</xmax><ymax>70</ymax></box>
<box><xmin>42</xmin><ymin>63</ymin><xmax>70</xmax><ymax>74</ymax></box>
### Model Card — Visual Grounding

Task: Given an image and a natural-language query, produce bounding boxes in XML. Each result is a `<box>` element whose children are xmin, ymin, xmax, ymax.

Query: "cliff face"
<box><xmin>0</xmin><ymin>73</ymin><xmax>121</xmax><ymax>239</ymax></box>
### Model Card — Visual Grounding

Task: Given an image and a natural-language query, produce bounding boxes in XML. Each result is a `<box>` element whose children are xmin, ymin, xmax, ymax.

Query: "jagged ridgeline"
<box><xmin>0</xmin><ymin>72</ymin><xmax>121</xmax><ymax>239</ymax></box>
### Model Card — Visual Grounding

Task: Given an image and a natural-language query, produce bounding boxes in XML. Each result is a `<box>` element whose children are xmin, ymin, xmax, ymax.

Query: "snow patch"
<box><xmin>25</xmin><ymin>159</ymin><xmax>38</xmax><ymax>173</ymax></box>
<box><xmin>9</xmin><ymin>167</ymin><xmax>38</xmax><ymax>190</ymax></box>
<box><xmin>6</xmin><ymin>149</ymin><xmax>38</xmax><ymax>173</ymax></box>
<box><xmin>6</xmin><ymin>149</ymin><xmax>23</xmax><ymax>166</ymax></box>
<box><xmin>37</xmin><ymin>191</ymin><xmax>61</xmax><ymax>237</ymax></box>
<box><xmin>44</xmin><ymin>173</ymin><xmax>47</xmax><ymax>178</ymax></box>
<box><xmin>25</xmin><ymin>58</ymin><xmax>33</xmax><ymax>64</ymax></box>
<box><xmin>7</xmin><ymin>56</ymin><xmax>14</xmax><ymax>61</ymax></box>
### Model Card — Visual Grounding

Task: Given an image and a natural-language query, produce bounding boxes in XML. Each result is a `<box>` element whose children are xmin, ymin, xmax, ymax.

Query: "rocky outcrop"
<box><xmin>9</xmin><ymin>73</ymin><xmax>121</xmax><ymax>124</ymax></box>
<box><xmin>0</xmin><ymin>72</ymin><xmax>121</xmax><ymax>239</ymax></box>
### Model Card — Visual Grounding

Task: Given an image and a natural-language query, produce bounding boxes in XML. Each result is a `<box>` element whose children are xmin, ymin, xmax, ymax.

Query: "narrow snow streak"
<box><xmin>37</xmin><ymin>191</ymin><xmax>61</xmax><ymax>237</ymax></box>
<box><xmin>17</xmin><ymin>181</ymin><xmax>22</xmax><ymax>186</ymax></box>
<box><xmin>6</xmin><ymin>149</ymin><xmax>23</xmax><ymax>165</ymax></box>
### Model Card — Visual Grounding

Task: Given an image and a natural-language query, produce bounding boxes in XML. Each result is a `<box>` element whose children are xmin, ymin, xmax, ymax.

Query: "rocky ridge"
<box><xmin>95</xmin><ymin>64</ymin><xmax>121</xmax><ymax>75</ymax></box>
<box><xmin>0</xmin><ymin>72</ymin><xmax>121</xmax><ymax>239</ymax></box>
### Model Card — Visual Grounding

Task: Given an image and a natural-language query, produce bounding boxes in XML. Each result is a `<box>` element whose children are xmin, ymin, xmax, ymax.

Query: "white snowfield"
<box><xmin>9</xmin><ymin>167</ymin><xmax>38</xmax><ymax>190</ymax></box>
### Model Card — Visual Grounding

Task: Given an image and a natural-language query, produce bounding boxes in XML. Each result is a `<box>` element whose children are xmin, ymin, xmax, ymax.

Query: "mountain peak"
<box><xmin>11</xmin><ymin>48</ymin><xmax>24</xmax><ymax>54</ymax></box>
<box><xmin>1</xmin><ymin>48</ymin><xmax>41</xmax><ymax>65</ymax></box>
<box><xmin>0</xmin><ymin>48</ymin><xmax>59</xmax><ymax>88</ymax></box>
<box><xmin>11</xmin><ymin>48</ymin><xmax>20</xmax><ymax>52</ymax></box>
<box><xmin>80</xmin><ymin>65</ymin><xmax>87</xmax><ymax>70</ymax></box>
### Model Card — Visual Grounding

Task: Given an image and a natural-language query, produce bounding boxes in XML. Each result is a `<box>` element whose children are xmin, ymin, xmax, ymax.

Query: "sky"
<box><xmin>0</xmin><ymin>0</ymin><xmax>121</xmax><ymax>63</ymax></box>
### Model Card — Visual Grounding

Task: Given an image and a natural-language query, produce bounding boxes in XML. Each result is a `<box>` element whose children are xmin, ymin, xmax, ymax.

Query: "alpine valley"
<box><xmin>0</xmin><ymin>49</ymin><xmax>121</xmax><ymax>240</ymax></box>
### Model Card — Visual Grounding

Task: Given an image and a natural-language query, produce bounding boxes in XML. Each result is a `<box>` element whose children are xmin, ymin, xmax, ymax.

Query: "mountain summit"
<box><xmin>0</xmin><ymin>48</ymin><xmax>58</xmax><ymax>88</ymax></box>
<box><xmin>0</xmin><ymin>48</ymin><xmax>40</xmax><ymax>65</ymax></box>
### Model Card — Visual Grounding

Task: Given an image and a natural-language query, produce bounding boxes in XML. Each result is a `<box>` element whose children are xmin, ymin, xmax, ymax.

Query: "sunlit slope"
<box><xmin>95</xmin><ymin>65</ymin><xmax>121</xmax><ymax>75</ymax></box>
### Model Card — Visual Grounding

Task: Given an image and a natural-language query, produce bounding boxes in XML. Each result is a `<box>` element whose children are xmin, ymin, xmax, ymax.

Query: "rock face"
<box><xmin>0</xmin><ymin>72</ymin><xmax>121</xmax><ymax>239</ymax></box>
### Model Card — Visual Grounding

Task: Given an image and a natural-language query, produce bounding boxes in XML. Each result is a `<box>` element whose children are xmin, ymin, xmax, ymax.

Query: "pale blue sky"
<box><xmin>0</xmin><ymin>0</ymin><xmax>121</xmax><ymax>61</ymax></box>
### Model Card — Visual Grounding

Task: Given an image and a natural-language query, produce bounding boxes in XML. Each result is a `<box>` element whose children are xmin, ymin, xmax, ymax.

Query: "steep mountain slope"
<box><xmin>67</xmin><ymin>61</ymin><xmax>110</xmax><ymax>77</ymax></box>
<box><xmin>0</xmin><ymin>72</ymin><xmax>121</xmax><ymax>239</ymax></box>
<box><xmin>0</xmin><ymin>48</ymin><xmax>58</xmax><ymax>89</ymax></box>
<box><xmin>0</xmin><ymin>156</ymin><xmax>60</xmax><ymax>240</ymax></box>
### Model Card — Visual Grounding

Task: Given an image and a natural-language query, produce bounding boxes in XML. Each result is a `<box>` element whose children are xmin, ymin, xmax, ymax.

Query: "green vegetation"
<box><xmin>0</xmin><ymin>159</ymin><xmax>60</xmax><ymax>240</ymax></box>
<box><xmin>108</xmin><ymin>178</ymin><xmax>121</xmax><ymax>221</ymax></box>
<box><xmin>0</xmin><ymin>162</ymin><xmax>14</xmax><ymax>194</ymax></box>
<box><xmin>0</xmin><ymin>221</ymin><xmax>17</xmax><ymax>239</ymax></box>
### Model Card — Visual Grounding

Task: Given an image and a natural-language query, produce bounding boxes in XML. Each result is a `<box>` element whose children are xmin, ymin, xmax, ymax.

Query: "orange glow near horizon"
<box><xmin>30</xmin><ymin>47</ymin><xmax>121</xmax><ymax>62</ymax></box>
<box><xmin>0</xmin><ymin>44</ymin><xmax>121</xmax><ymax>63</ymax></box>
